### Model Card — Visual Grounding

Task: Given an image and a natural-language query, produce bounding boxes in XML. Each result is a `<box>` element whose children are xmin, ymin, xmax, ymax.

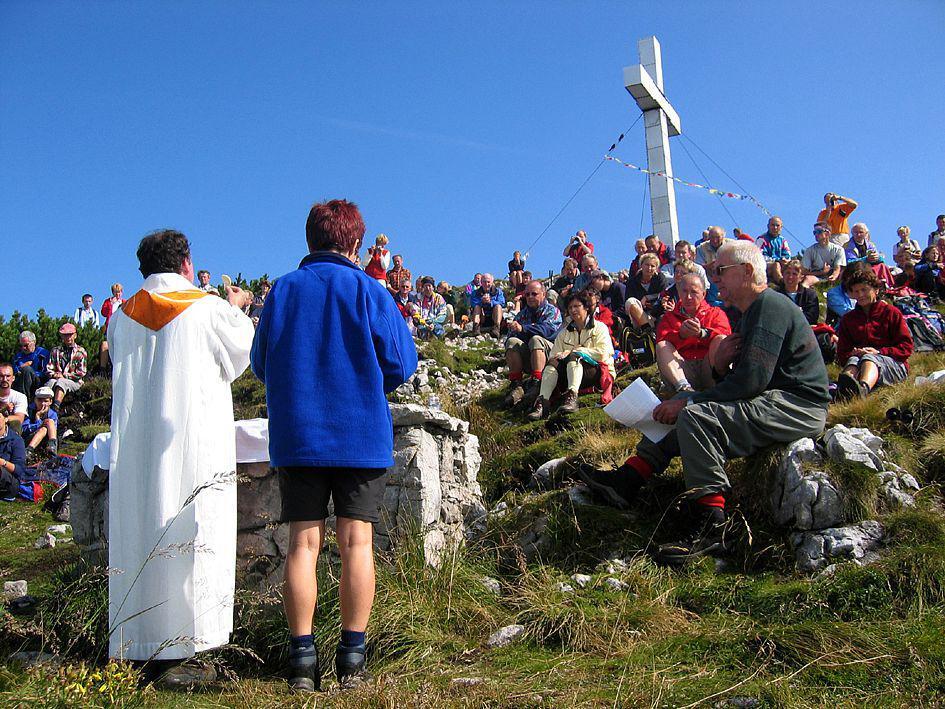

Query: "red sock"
<box><xmin>531</xmin><ymin>370</ymin><xmax>543</xmax><ymax>380</ymax></box>
<box><xmin>509</xmin><ymin>371</ymin><xmax>523</xmax><ymax>382</ymax></box>
<box><xmin>621</xmin><ymin>455</ymin><xmax>654</xmax><ymax>480</ymax></box>
<box><xmin>696</xmin><ymin>493</ymin><xmax>726</xmax><ymax>509</ymax></box>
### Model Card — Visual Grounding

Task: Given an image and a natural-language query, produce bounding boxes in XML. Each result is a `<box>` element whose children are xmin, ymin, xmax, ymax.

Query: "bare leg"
<box><xmin>656</xmin><ymin>340</ymin><xmax>686</xmax><ymax>388</ymax></box>
<box><xmin>336</xmin><ymin>517</ymin><xmax>375</xmax><ymax>632</ymax></box>
<box><xmin>529</xmin><ymin>346</ymin><xmax>547</xmax><ymax>375</ymax></box>
<box><xmin>472</xmin><ymin>306</ymin><xmax>483</xmax><ymax>328</ymax></box>
<box><xmin>625</xmin><ymin>300</ymin><xmax>648</xmax><ymax>328</ymax></box>
<box><xmin>505</xmin><ymin>348</ymin><xmax>523</xmax><ymax>376</ymax></box>
<box><xmin>800</xmin><ymin>275</ymin><xmax>820</xmax><ymax>289</ymax></box>
<box><xmin>857</xmin><ymin>360</ymin><xmax>880</xmax><ymax>390</ymax></box>
<box><xmin>284</xmin><ymin>520</ymin><xmax>325</xmax><ymax>636</ymax></box>
<box><xmin>491</xmin><ymin>305</ymin><xmax>503</xmax><ymax>324</ymax></box>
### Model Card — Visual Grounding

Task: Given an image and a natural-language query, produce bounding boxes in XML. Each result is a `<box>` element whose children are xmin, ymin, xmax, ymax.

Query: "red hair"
<box><xmin>305</xmin><ymin>199</ymin><xmax>366</xmax><ymax>253</ymax></box>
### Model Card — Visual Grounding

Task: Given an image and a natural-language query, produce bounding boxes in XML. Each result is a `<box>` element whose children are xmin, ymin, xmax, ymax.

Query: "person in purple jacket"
<box><xmin>250</xmin><ymin>199</ymin><xmax>417</xmax><ymax>693</ymax></box>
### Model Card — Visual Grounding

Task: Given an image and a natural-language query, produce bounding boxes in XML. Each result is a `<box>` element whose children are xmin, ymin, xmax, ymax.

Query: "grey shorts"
<box><xmin>505</xmin><ymin>335</ymin><xmax>552</xmax><ymax>360</ymax></box>
<box><xmin>662</xmin><ymin>358</ymin><xmax>716</xmax><ymax>391</ymax></box>
<box><xmin>844</xmin><ymin>353</ymin><xmax>908</xmax><ymax>387</ymax></box>
<box><xmin>49</xmin><ymin>377</ymin><xmax>82</xmax><ymax>394</ymax></box>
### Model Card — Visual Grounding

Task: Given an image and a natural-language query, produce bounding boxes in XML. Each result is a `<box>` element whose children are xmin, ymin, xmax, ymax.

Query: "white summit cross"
<box><xmin>624</xmin><ymin>36</ymin><xmax>681</xmax><ymax>247</ymax></box>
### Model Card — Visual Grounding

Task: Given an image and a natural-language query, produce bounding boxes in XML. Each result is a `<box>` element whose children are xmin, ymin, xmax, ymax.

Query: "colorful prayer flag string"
<box><xmin>603</xmin><ymin>155</ymin><xmax>772</xmax><ymax>216</ymax></box>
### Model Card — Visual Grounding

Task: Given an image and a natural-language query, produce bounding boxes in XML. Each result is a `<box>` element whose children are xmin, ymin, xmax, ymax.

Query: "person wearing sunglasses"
<box><xmin>800</xmin><ymin>223</ymin><xmax>846</xmax><ymax>288</ymax></box>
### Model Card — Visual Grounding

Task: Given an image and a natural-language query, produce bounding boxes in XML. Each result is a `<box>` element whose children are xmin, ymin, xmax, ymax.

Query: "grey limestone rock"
<box><xmin>790</xmin><ymin>520</ymin><xmax>885</xmax><ymax>573</ymax></box>
<box><xmin>486</xmin><ymin>624</ymin><xmax>525</xmax><ymax>648</ymax></box>
<box><xmin>3</xmin><ymin>580</ymin><xmax>27</xmax><ymax>601</ymax></box>
<box><xmin>603</xmin><ymin>577</ymin><xmax>630</xmax><ymax>592</ymax></box>
<box><xmin>480</xmin><ymin>576</ymin><xmax>501</xmax><ymax>595</ymax></box>
<box><xmin>570</xmin><ymin>573</ymin><xmax>592</xmax><ymax>588</ymax></box>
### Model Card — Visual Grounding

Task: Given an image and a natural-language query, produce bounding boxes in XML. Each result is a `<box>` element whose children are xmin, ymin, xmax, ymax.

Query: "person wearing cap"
<box><xmin>22</xmin><ymin>386</ymin><xmax>58</xmax><ymax>457</ymax></box>
<box><xmin>12</xmin><ymin>331</ymin><xmax>50</xmax><ymax>399</ymax></box>
<box><xmin>800</xmin><ymin>223</ymin><xmax>846</xmax><ymax>288</ymax></box>
<box><xmin>414</xmin><ymin>276</ymin><xmax>448</xmax><ymax>339</ymax></box>
<box><xmin>0</xmin><ymin>363</ymin><xmax>27</xmax><ymax>434</ymax></box>
<box><xmin>46</xmin><ymin>323</ymin><xmax>88</xmax><ymax>412</ymax></box>
<box><xmin>0</xmin><ymin>409</ymin><xmax>27</xmax><ymax>503</ymax></box>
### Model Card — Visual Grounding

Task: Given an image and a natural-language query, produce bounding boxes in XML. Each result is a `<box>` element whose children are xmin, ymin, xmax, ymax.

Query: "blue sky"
<box><xmin>2</xmin><ymin>1</ymin><xmax>943</xmax><ymax>318</ymax></box>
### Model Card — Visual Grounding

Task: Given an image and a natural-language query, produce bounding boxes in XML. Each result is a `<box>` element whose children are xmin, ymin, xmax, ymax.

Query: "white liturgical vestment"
<box><xmin>107</xmin><ymin>272</ymin><xmax>254</xmax><ymax>661</ymax></box>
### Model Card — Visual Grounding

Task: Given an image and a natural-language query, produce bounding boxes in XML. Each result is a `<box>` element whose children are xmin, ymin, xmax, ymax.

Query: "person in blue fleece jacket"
<box><xmin>250</xmin><ymin>199</ymin><xmax>417</xmax><ymax>692</ymax></box>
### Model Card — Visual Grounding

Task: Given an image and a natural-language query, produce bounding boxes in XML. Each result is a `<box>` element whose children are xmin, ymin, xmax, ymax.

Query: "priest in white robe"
<box><xmin>107</xmin><ymin>229</ymin><xmax>254</xmax><ymax>676</ymax></box>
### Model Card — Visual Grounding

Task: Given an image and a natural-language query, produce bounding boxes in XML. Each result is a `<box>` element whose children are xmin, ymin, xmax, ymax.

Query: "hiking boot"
<box><xmin>471</xmin><ymin>324</ymin><xmax>481</xmax><ymax>336</ymax></box>
<box><xmin>574</xmin><ymin>462</ymin><xmax>646</xmax><ymax>510</ymax></box>
<box><xmin>288</xmin><ymin>642</ymin><xmax>321</xmax><ymax>692</ymax></box>
<box><xmin>522</xmin><ymin>380</ymin><xmax>541</xmax><ymax>407</ymax></box>
<box><xmin>557</xmin><ymin>389</ymin><xmax>579</xmax><ymax>413</ymax></box>
<box><xmin>153</xmin><ymin>659</ymin><xmax>217</xmax><ymax>690</ymax></box>
<box><xmin>46</xmin><ymin>439</ymin><xmax>58</xmax><ymax>456</ymax></box>
<box><xmin>654</xmin><ymin>504</ymin><xmax>731</xmax><ymax>568</ymax></box>
<box><xmin>836</xmin><ymin>372</ymin><xmax>859</xmax><ymax>401</ymax></box>
<box><xmin>490</xmin><ymin>325</ymin><xmax>501</xmax><ymax>338</ymax></box>
<box><xmin>336</xmin><ymin>645</ymin><xmax>371</xmax><ymax>688</ymax></box>
<box><xmin>504</xmin><ymin>382</ymin><xmax>526</xmax><ymax>408</ymax></box>
<box><xmin>527</xmin><ymin>396</ymin><xmax>547</xmax><ymax>421</ymax></box>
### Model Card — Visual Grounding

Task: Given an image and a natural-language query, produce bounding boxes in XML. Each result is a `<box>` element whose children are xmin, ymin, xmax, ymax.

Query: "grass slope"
<box><xmin>3</xmin><ymin>346</ymin><xmax>945</xmax><ymax>705</ymax></box>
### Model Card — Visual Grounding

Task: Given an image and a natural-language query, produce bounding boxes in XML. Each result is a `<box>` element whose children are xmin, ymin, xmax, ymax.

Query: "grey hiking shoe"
<box><xmin>575</xmin><ymin>463</ymin><xmax>645</xmax><ymax>510</ymax></box>
<box><xmin>527</xmin><ymin>396</ymin><xmax>547</xmax><ymax>421</ymax></box>
<box><xmin>504</xmin><ymin>382</ymin><xmax>526</xmax><ymax>408</ymax></box>
<box><xmin>654</xmin><ymin>504</ymin><xmax>731</xmax><ymax>568</ymax></box>
<box><xmin>557</xmin><ymin>390</ymin><xmax>579</xmax><ymax>413</ymax></box>
<box><xmin>336</xmin><ymin>645</ymin><xmax>371</xmax><ymax>688</ymax></box>
<box><xmin>153</xmin><ymin>659</ymin><xmax>217</xmax><ymax>690</ymax></box>
<box><xmin>288</xmin><ymin>642</ymin><xmax>321</xmax><ymax>692</ymax></box>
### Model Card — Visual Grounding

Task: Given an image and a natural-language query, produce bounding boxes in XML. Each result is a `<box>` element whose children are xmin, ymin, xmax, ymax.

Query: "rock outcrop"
<box><xmin>71</xmin><ymin>405</ymin><xmax>485</xmax><ymax>592</ymax></box>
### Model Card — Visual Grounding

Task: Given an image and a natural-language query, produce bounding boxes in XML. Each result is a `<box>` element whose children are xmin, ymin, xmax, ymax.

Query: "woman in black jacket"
<box><xmin>775</xmin><ymin>259</ymin><xmax>820</xmax><ymax>325</ymax></box>
<box><xmin>624</xmin><ymin>252</ymin><xmax>669</xmax><ymax>328</ymax></box>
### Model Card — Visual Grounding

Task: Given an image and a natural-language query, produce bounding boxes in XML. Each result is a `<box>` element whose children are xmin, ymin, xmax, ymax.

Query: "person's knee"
<box><xmin>336</xmin><ymin>517</ymin><xmax>374</xmax><ymax>552</ymax></box>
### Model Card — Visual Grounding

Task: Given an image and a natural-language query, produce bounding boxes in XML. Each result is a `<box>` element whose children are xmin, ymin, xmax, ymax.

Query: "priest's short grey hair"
<box><xmin>717</xmin><ymin>241</ymin><xmax>767</xmax><ymax>286</ymax></box>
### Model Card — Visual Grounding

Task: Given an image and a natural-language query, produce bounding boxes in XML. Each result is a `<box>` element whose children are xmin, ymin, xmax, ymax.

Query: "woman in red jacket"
<box><xmin>835</xmin><ymin>268</ymin><xmax>913</xmax><ymax>400</ymax></box>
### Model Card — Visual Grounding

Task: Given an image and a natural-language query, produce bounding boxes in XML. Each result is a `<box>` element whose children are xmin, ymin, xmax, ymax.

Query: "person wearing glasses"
<box><xmin>503</xmin><ymin>280</ymin><xmax>562</xmax><ymax>408</ymax></box>
<box><xmin>578</xmin><ymin>240</ymin><xmax>829</xmax><ymax>567</ymax></box>
<box><xmin>800</xmin><ymin>223</ymin><xmax>846</xmax><ymax>288</ymax></box>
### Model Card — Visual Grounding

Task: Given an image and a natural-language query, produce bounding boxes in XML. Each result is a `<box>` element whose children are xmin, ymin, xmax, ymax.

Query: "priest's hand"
<box><xmin>226</xmin><ymin>286</ymin><xmax>253</xmax><ymax>310</ymax></box>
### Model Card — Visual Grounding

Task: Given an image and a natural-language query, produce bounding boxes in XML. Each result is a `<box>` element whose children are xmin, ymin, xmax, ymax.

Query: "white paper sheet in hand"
<box><xmin>603</xmin><ymin>377</ymin><xmax>674</xmax><ymax>443</ymax></box>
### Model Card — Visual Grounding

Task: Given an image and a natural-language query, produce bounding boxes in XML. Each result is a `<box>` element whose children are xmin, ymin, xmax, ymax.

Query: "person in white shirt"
<box><xmin>73</xmin><ymin>294</ymin><xmax>101</xmax><ymax>328</ymax></box>
<box><xmin>0</xmin><ymin>363</ymin><xmax>27</xmax><ymax>434</ymax></box>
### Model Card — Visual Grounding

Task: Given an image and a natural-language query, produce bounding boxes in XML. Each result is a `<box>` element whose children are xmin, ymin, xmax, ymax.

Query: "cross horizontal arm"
<box><xmin>623</xmin><ymin>65</ymin><xmax>681</xmax><ymax>137</ymax></box>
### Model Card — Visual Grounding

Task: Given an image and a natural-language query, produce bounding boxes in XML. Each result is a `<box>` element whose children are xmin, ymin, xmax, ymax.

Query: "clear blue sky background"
<box><xmin>2</xmin><ymin>1</ymin><xmax>943</xmax><ymax>318</ymax></box>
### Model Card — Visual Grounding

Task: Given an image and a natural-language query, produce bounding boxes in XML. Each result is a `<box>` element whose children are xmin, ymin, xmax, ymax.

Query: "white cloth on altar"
<box><xmin>107</xmin><ymin>272</ymin><xmax>253</xmax><ymax>661</ymax></box>
<box><xmin>82</xmin><ymin>419</ymin><xmax>271</xmax><ymax>477</ymax></box>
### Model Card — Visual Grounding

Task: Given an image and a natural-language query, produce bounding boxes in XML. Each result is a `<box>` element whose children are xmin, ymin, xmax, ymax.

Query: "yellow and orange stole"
<box><xmin>121</xmin><ymin>289</ymin><xmax>210</xmax><ymax>332</ymax></box>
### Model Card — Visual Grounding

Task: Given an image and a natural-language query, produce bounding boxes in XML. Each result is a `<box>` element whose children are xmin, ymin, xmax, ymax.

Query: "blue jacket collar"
<box><xmin>298</xmin><ymin>251</ymin><xmax>358</xmax><ymax>270</ymax></box>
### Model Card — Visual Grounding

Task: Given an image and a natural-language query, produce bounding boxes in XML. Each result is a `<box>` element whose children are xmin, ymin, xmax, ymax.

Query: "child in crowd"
<box><xmin>22</xmin><ymin>386</ymin><xmax>58</xmax><ymax>458</ymax></box>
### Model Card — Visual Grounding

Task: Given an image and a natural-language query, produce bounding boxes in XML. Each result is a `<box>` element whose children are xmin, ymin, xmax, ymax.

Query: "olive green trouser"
<box><xmin>636</xmin><ymin>390</ymin><xmax>827</xmax><ymax>498</ymax></box>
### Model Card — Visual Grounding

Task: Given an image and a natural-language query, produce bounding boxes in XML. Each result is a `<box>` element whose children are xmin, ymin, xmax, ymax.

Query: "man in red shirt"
<box><xmin>655</xmin><ymin>273</ymin><xmax>731</xmax><ymax>393</ymax></box>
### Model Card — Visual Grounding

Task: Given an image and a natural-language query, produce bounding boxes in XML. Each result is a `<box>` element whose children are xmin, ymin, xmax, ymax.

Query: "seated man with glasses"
<box><xmin>579</xmin><ymin>241</ymin><xmax>830</xmax><ymax>568</ymax></box>
<box><xmin>800</xmin><ymin>223</ymin><xmax>846</xmax><ymax>288</ymax></box>
<box><xmin>503</xmin><ymin>280</ymin><xmax>562</xmax><ymax>408</ymax></box>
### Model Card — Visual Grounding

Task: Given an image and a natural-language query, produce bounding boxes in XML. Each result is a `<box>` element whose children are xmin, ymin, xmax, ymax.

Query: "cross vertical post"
<box><xmin>624</xmin><ymin>36</ymin><xmax>681</xmax><ymax>247</ymax></box>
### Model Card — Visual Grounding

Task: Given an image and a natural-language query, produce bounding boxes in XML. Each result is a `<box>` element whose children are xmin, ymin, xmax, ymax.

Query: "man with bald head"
<box><xmin>470</xmin><ymin>273</ymin><xmax>506</xmax><ymax>337</ymax></box>
<box><xmin>503</xmin><ymin>280</ymin><xmax>562</xmax><ymax>407</ymax></box>
<box><xmin>695</xmin><ymin>226</ymin><xmax>730</xmax><ymax>266</ymax></box>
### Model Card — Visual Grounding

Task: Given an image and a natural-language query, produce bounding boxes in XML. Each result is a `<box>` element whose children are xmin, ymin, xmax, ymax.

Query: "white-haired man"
<box><xmin>695</xmin><ymin>226</ymin><xmax>730</xmax><ymax>266</ymax></box>
<box><xmin>469</xmin><ymin>273</ymin><xmax>506</xmax><ymax>337</ymax></box>
<box><xmin>580</xmin><ymin>241</ymin><xmax>829</xmax><ymax>567</ymax></box>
